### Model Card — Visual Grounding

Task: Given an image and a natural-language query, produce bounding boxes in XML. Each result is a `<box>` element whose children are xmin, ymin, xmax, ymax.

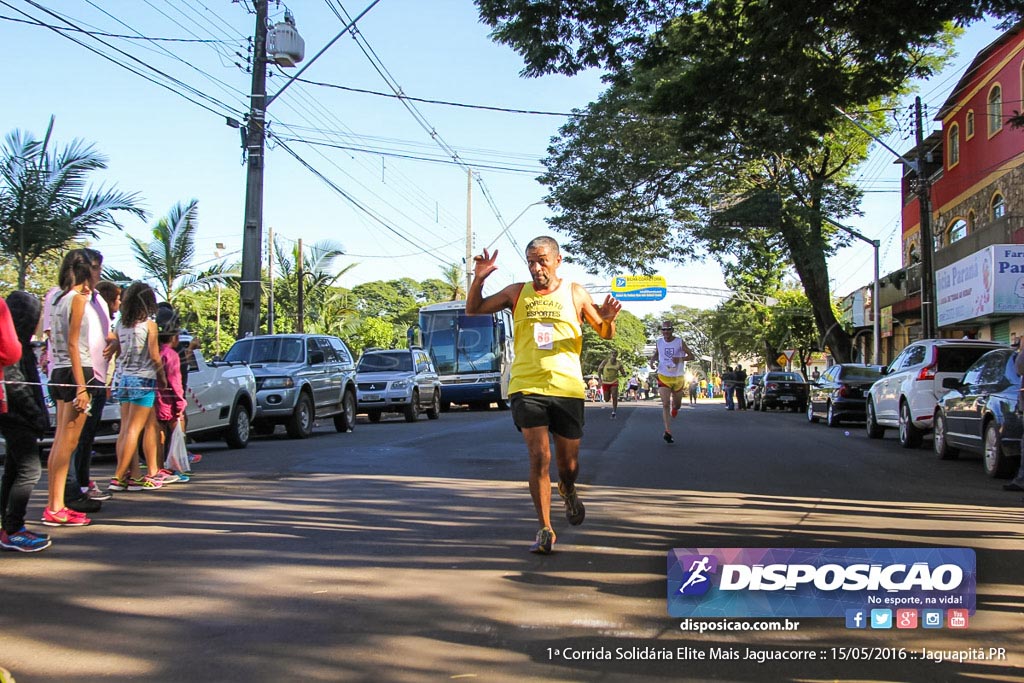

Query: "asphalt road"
<box><xmin>1</xmin><ymin>398</ymin><xmax>1022</xmax><ymax>682</ymax></box>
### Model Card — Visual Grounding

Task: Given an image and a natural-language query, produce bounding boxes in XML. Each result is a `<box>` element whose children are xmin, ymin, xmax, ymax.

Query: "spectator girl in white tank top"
<box><xmin>44</xmin><ymin>248</ymin><xmax>103</xmax><ymax>527</ymax></box>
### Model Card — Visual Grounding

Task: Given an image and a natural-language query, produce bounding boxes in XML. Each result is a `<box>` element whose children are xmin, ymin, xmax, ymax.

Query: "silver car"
<box><xmin>356</xmin><ymin>347</ymin><xmax>442</xmax><ymax>423</ymax></box>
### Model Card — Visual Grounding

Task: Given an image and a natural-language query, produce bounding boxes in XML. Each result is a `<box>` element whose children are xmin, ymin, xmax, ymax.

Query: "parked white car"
<box><xmin>36</xmin><ymin>342</ymin><xmax>257</xmax><ymax>452</ymax></box>
<box><xmin>865</xmin><ymin>339</ymin><xmax>1006</xmax><ymax>448</ymax></box>
<box><xmin>180</xmin><ymin>347</ymin><xmax>256</xmax><ymax>448</ymax></box>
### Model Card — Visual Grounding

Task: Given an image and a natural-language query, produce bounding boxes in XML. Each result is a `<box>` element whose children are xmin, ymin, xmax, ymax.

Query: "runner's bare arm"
<box><xmin>466</xmin><ymin>248</ymin><xmax>521</xmax><ymax>314</ymax></box>
<box><xmin>575</xmin><ymin>283</ymin><xmax>619</xmax><ymax>340</ymax></box>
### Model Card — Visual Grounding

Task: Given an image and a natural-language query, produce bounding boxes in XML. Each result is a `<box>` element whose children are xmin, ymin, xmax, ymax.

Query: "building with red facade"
<box><xmin>845</xmin><ymin>23</ymin><xmax>1024</xmax><ymax>363</ymax></box>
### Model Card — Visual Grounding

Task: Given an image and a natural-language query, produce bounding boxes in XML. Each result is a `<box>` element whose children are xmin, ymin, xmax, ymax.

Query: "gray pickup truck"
<box><xmin>223</xmin><ymin>333</ymin><xmax>358</xmax><ymax>439</ymax></box>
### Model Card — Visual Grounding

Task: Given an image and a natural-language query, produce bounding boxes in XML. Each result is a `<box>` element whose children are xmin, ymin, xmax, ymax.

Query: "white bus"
<box><xmin>417</xmin><ymin>301</ymin><xmax>513</xmax><ymax>410</ymax></box>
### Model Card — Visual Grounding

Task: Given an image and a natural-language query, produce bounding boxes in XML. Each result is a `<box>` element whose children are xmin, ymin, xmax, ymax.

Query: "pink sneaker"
<box><xmin>42</xmin><ymin>507</ymin><xmax>92</xmax><ymax>526</ymax></box>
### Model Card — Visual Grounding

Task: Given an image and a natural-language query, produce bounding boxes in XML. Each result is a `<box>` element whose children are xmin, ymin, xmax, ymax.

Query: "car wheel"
<box><xmin>983</xmin><ymin>420</ymin><xmax>1013</xmax><ymax>478</ymax></box>
<box><xmin>368</xmin><ymin>411</ymin><xmax>382</xmax><ymax>423</ymax></box>
<box><xmin>826</xmin><ymin>402</ymin><xmax>841</xmax><ymax>428</ymax></box>
<box><xmin>224</xmin><ymin>402</ymin><xmax>251</xmax><ymax>449</ymax></box>
<box><xmin>866</xmin><ymin>400</ymin><xmax>884</xmax><ymax>439</ymax></box>
<box><xmin>933</xmin><ymin>411</ymin><xmax>959</xmax><ymax>460</ymax></box>
<box><xmin>285</xmin><ymin>392</ymin><xmax>315</xmax><ymax>439</ymax></box>
<box><xmin>404</xmin><ymin>391</ymin><xmax>421</xmax><ymax>422</ymax></box>
<box><xmin>898</xmin><ymin>400</ymin><xmax>923</xmax><ymax>449</ymax></box>
<box><xmin>807</xmin><ymin>401</ymin><xmax>818</xmax><ymax>423</ymax></box>
<box><xmin>333</xmin><ymin>389</ymin><xmax>356</xmax><ymax>433</ymax></box>
<box><xmin>426</xmin><ymin>391</ymin><xmax>441</xmax><ymax>419</ymax></box>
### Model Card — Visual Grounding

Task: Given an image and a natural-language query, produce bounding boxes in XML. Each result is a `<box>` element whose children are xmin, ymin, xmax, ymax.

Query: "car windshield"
<box><xmin>224</xmin><ymin>338</ymin><xmax>304</xmax><ymax>364</ymax></box>
<box><xmin>358</xmin><ymin>352</ymin><xmax>412</xmax><ymax>372</ymax></box>
<box><xmin>766</xmin><ymin>373</ymin><xmax>803</xmax><ymax>382</ymax></box>
<box><xmin>839</xmin><ymin>366</ymin><xmax>884</xmax><ymax>381</ymax></box>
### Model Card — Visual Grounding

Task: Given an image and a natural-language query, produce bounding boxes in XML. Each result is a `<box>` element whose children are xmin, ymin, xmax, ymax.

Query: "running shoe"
<box><xmin>41</xmin><ymin>507</ymin><xmax>91</xmax><ymax>527</ymax></box>
<box><xmin>610</xmin><ymin>411</ymin><xmax>616</xmax><ymax>419</ymax></box>
<box><xmin>174</xmin><ymin>472</ymin><xmax>191</xmax><ymax>483</ymax></box>
<box><xmin>108</xmin><ymin>476</ymin><xmax>130</xmax><ymax>492</ymax></box>
<box><xmin>65</xmin><ymin>495</ymin><xmax>102</xmax><ymax>514</ymax></box>
<box><xmin>87</xmin><ymin>480</ymin><xmax>113</xmax><ymax>501</ymax></box>
<box><xmin>188</xmin><ymin>453</ymin><xmax>202</xmax><ymax>465</ymax></box>
<box><xmin>131</xmin><ymin>476</ymin><xmax>163</xmax><ymax>491</ymax></box>
<box><xmin>155</xmin><ymin>469</ymin><xmax>181</xmax><ymax>484</ymax></box>
<box><xmin>663</xmin><ymin>431</ymin><xmax>674</xmax><ymax>443</ymax></box>
<box><xmin>558</xmin><ymin>481</ymin><xmax>586</xmax><ymax>526</ymax></box>
<box><xmin>529</xmin><ymin>527</ymin><xmax>556</xmax><ymax>554</ymax></box>
<box><xmin>0</xmin><ymin>528</ymin><xmax>52</xmax><ymax>552</ymax></box>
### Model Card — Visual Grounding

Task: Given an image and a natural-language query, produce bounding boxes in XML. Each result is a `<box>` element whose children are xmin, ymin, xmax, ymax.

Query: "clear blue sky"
<box><xmin>1</xmin><ymin>1</ymin><xmax>1005</xmax><ymax>316</ymax></box>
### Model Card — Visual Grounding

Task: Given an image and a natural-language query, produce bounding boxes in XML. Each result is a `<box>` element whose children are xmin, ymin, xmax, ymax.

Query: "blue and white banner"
<box><xmin>667</xmin><ymin>548</ymin><xmax>976</xmax><ymax>618</ymax></box>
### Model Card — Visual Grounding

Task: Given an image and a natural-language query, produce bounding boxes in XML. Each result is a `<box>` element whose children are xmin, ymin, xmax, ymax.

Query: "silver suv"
<box><xmin>223</xmin><ymin>334</ymin><xmax>358</xmax><ymax>439</ymax></box>
<box><xmin>866</xmin><ymin>339</ymin><xmax>1006</xmax><ymax>448</ymax></box>
<box><xmin>356</xmin><ymin>347</ymin><xmax>442</xmax><ymax>423</ymax></box>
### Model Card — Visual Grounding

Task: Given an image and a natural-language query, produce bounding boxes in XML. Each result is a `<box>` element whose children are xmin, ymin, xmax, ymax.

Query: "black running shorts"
<box><xmin>48</xmin><ymin>366</ymin><xmax>97</xmax><ymax>402</ymax></box>
<box><xmin>510</xmin><ymin>392</ymin><xmax>585</xmax><ymax>440</ymax></box>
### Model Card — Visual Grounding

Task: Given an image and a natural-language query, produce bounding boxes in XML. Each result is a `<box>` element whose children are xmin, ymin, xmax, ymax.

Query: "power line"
<box><xmin>274</xmin><ymin>139</ymin><xmax>454</xmax><ymax>267</ymax></box>
<box><xmin>272</xmin><ymin>134</ymin><xmax>543</xmax><ymax>174</ymax></box>
<box><xmin>3</xmin><ymin>0</ymin><xmax>244</xmax><ymax>119</ymax></box>
<box><xmin>0</xmin><ymin>13</ymin><xmax>242</xmax><ymax>41</ymax></box>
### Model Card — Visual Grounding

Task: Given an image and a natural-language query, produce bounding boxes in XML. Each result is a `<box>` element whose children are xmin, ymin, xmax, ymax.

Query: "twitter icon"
<box><xmin>870</xmin><ymin>609</ymin><xmax>893</xmax><ymax>629</ymax></box>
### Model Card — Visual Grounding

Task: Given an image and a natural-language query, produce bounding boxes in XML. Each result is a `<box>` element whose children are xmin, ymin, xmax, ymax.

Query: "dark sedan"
<box><xmin>806</xmin><ymin>364</ymin><xmax>884</xmax><ymax>427</ymax></box>
<box><xmin>933</xmin><ymin>347</ymin><xmax>1022</xmax><ymax>478</ymax></box>
<box><xmin>755</xmin><ymin>371</ymin><xmax>808</xmax><ymax>412</ymax></box>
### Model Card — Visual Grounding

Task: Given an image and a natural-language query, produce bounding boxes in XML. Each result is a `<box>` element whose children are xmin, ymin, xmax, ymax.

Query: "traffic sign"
<box><xmin>783</xmin><ymin>349</ymin><xmax>796</xmax><ymax>361</ymax></box>
<box><xmin>776</xmin><ymin>354</ymin><xmax>788</xmax><ymax>368</ymax></box>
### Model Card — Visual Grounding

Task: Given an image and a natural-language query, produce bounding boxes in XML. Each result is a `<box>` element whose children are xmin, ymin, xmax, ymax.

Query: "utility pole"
<box><xmin>238</xmin><ymin>0</ymin><xmax>268</xmax><ymax>338</ymax></box>
<box><xmin>466</xmin><ymin>168</ymin><xmax>473</xmax><ymax>294</ymax></box>
<box><xmin>297</xmin><ymin>238</ymin><xmax>305</xmax><ymax>333</ymax></box>
<box><xmin>914</xmin><ymin>96</ymin><xmax>936</xmax><ymax>339</ymax></box>
<box><xmin>267</xmin><ymin>226</ymin><xmax>274</xmax><ymax>334</ymax></box>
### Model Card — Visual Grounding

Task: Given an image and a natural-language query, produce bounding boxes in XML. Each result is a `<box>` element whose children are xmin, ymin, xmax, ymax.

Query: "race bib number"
<box><xmin>534</xmin><ymin>323</ymin><xmax>554</xmax><ymax>350</ymax></box>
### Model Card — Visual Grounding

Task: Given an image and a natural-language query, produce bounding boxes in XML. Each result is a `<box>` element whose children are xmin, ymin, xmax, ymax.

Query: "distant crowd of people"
<box><xmin>1</xmin><ymin>248</ymin><xmax>201</xmax><ymax>554</ymax></box>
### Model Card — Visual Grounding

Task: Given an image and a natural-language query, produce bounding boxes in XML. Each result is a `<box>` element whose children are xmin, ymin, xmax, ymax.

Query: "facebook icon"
<box><xmin>845</xmin><ymin>609</ymin><xmax>866</xmax><ymax>629</ymax></box>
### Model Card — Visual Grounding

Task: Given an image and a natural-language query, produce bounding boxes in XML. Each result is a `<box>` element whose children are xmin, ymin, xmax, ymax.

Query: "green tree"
<box><xmin>127</xmin><ymin>199</ymin><xmax>234</xmax><ymax>303</ymax></box>
<box><xmin>475</xmin><ymin>2</ymin><xmax>969</xmax><ymax>361</ymax></box>
<box><xmin>0</xmin><ymin>248</ymin><xmax>64</xmax><ymax>301</ymax></box>
<box><xmin>0</xmin><ymin>116</ymin><xmax>146</xmax><ymax>288</ymax></box>
<box><xmin>581</xmin><ymin>309</ymin><xmax>647</xmax><ymax>375</ymax></box>
<box><xmin>269</xmin><ymin>238</ymin><xmax>354</xmax><ymax>333</ymax></box>
<box><xmin>175</xmin><ymin>286</ymin><xmax>240</xmax><ymax>358</ymax></box>
<box><xmin>348</xmin><ymin>317</ymin><xmax>398</xmax><ymax>356</ymax></box>
<box><xmin>438</xmin><ymin>263</ymin><xmax>466</xmax><ymax>301</ymax></box>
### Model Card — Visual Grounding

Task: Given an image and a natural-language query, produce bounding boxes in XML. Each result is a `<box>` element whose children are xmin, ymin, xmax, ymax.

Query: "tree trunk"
<box><xmin>779</xmin><ymin>222</ymin><xmax>853</xmax><ymax>363</ymax></box>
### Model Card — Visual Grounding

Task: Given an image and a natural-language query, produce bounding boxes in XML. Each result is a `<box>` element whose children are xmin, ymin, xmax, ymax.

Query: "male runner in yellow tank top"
<box><xmin>466</xmin><ymin>237</ymin><xmax>621</xmax><ymax>554</ymax></box>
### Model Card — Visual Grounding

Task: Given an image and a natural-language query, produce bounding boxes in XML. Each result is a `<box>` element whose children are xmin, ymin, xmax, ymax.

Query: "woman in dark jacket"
<box><xmin>0</xmin><ymin>291</ymin><xmax>52</xmax><ymax>552</ymax></box>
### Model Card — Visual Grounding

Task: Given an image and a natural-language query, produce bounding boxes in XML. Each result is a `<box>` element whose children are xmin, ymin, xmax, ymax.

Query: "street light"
<box><xmin>823</xmin><ymin>217</ymin><xmax>880</xmax><ymax>365</ymax></box>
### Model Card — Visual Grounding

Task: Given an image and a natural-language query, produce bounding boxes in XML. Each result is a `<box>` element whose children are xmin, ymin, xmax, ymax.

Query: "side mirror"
<box><xmin>880</xmin><ymin>367</ymin><xmax>890</xmax><ymax>376</ymax></box>
<box><xmin>941</xmin><ymin>377</ymin><xmax>961</xmax><ymax>390</ymax></box>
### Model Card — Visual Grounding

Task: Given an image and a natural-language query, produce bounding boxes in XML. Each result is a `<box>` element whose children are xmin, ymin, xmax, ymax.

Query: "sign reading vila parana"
<box><xmin>611</xmin><ymin>275</ymin><xmax>667</xmax><ymax>301</ymax></box>
<box><xmin>936</xmin><ymin>244</ymin><xmax>1024</xmax><ymax>325</ymax></box>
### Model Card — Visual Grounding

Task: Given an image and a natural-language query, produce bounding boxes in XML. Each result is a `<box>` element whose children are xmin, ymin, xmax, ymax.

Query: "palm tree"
<box><xmin>271</xmin><ymin>237</ymin><xmax>357</xmax><ymax>332</ymax></box>
<box><xmin>0</xmin><ymin>116</ymin><xmax>146</xmax><ymax>288</ymax></box>
<box><xmin>127</xmin><ymin>199</ymin><xmax>235</xmax><ymax>303</ymax></box>
<box><xmin>440</xmin><ymin>262</ymin><xmax>466</xmax><ymax>300</ymax></box>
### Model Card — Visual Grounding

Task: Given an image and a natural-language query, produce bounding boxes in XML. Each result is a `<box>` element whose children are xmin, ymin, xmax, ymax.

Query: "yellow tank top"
<box><xmin>509</xmin><ymin>281</ymin><xmax>585</xmax><ymax>399</ymax></box>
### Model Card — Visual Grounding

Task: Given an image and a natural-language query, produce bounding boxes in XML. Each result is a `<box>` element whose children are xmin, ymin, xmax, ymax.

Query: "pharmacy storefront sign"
<box><xmin>936</xmin><ymin>244</ymin><xmax>1024</xmax><ymax>326</ymax></box>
